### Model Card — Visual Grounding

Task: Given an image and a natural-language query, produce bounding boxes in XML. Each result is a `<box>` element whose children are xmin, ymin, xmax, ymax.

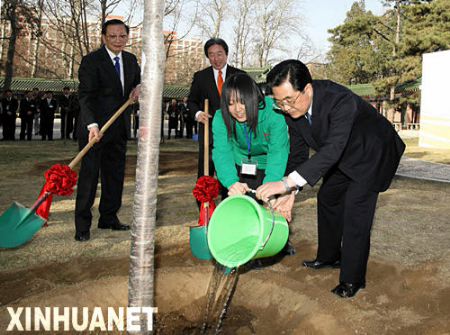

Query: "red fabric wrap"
<box><xmin>193</xmin><ymin>176</ymin><xmax>220</xmax><ymax>226</ymax></box>
<box><xmin>198</xmin><ymin>202</ymin><xmax>216</xmax><ymax>226</ymax></box>
<box><xmin>36</xmin><ymin>164</ymin><xmax>78</xmax><ymax>220</ymax></box>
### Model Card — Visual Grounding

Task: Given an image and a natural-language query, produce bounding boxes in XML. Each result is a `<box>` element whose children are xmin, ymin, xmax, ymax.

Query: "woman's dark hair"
<box><xmin>204</xmin><ymin>38</ymin><xmax>229</xmax><ymax>57</ymax></box>
<box><xmin>266</xmin><ymin>59</ymin><xmax>312</xmax><ymax>94</ymax></box>
<box><xmin>220</xmin><ymin>73</ymin><xmax>266</xmax><ymax>138</ymax></box>
<box><xmin>101</xmin><ymin>19</ymin><xmax>130</xmax><ymax>35</ymax></box>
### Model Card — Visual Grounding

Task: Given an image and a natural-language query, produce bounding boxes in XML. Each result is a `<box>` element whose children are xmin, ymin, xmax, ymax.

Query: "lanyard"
<box><xmin>243</xmin><ymin>124</ymin><xmax>252</xmax><ymax>159</ymax></box>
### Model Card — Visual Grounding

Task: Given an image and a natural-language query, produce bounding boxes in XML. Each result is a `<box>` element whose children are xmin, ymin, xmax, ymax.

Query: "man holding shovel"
<box><xmin>74</xmin><ymin>19</ymin><xmax>140</xmax><ymax>242</ymax></box>
<box><xmin>188</xmin><ymin>38</ymin><xmax>245</xmax><ymax>200</ymax></box>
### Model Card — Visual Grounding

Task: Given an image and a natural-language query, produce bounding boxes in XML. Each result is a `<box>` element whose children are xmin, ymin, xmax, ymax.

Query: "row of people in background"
<box><xmin>166</xmin><ymin>97</ymin><xmax>198</xmax><ymax>139</ymax></box>
<box><xmin>0</xmin><ymin>87</ymin><xmax>79</xmax><ymax>141</ymax></box>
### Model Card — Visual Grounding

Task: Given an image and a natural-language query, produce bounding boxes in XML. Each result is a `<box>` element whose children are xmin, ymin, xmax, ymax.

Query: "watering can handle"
<box><xmin>259</xmin><ymin>200</ymin><xmax>276</xmax><ymax>250</ymax></box>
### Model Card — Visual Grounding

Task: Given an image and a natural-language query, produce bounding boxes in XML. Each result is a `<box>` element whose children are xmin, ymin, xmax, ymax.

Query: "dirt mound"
<box><xmin>3</xmin><ymin>238</ymin><xmax>449</xmax><ymax>334</ymax></box>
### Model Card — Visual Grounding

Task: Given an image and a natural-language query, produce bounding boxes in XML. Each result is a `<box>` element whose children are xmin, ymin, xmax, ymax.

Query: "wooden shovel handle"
<box><xmin>203</xmin><ymin>99</ymin><xmax>209</xmax><ymax>177</ymax></box>
<box><xmin>68</xmin><ymin>98</ymin><xmax>134</xmax><ymax>169</ymax></box>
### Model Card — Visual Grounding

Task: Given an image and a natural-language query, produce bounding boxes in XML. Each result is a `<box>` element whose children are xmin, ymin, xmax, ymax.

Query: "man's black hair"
<box><xmin>220</xmin><ymin>72</ymin><xmax>265</xmax><ymax>138</ymax></box>
<box><xmin>101</xmin><ymin>19</ymin><xmax>129</xmax><ymax>35</ymax></box>
<box><xmin>266</xmin><ymin>59</ymin><xmax>313</xmax><ymax>93</ymax></box>
<box><xmin>204</xmin><ymin>38</ymin><xmax>229</xmax><ymax>57</ymax></box>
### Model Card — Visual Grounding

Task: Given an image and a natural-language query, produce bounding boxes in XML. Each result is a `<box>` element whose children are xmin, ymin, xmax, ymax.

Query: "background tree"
<box><xmin>326</xmin><ymin>0</ymin><xmax>449</xmax><ymax>107</ymax></box>
<box><xmin>231</xmin><ymin>0</ymin><xmax>254</xmax><ymax>68</ymax></box>
<box><xmin>252</xmin><ymin>0</ymin><xmax>305</xmax><ymax>67</ymax></box>
<box><xmin>0</xmin><ymin>0</ymin><xmax>43</xmax><ymax>88</ymax></box>
<box><xmin>327</xmin><ymin>1</ymin><xmax>390</xmax><ymax>85</ymax></box>
<box><xmin>196</xmin><ymin>0</ymin><xmax>228</xmax><ymax>38</ymax></box>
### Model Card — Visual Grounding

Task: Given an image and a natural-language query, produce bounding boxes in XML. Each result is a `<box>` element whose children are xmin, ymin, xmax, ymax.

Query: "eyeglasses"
<box><xmin>273</xmin><ymin>91</ymin><xmax>302</xmax><ymax>111</ymax></box>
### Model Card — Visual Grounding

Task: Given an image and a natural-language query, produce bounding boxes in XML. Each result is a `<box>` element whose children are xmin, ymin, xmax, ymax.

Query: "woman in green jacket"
<box><xmin>212</xmin><ymin>73</ymin><xmax>289</xmax><ymax>196</ymax></box>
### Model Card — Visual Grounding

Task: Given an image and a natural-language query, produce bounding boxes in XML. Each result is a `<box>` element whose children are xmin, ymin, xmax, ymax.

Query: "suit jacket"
<box><xmin>188</xmin><ymin>65</ymin><xmax>245</xmax><ymax>120</ymax></box>
<box><xmin>19</xmin><ymin>98</ymin><xmax>37</xmax><ymax>119</ymax></box>
<box><xmin>40</xmin><ymin>98</ymin><xmax>58</xmax><ymax>120</ymax></box>
<box><xmin>287</xmin><ymin>80</ymin><xmax>405</xmax><ymax>192</ymax></box>
<box><xmin>59</xmin><ymin>95</ymin><xmax>73</xmax><ymax>116</ymax></box>
<box><xmin>78</xmin><ymin>46</ymin><xmax>140</xmax><ymax>138</ymax></box>
<box><xmin>1</xmin><ymin>98</ymin><xmax>19</xmax><ymax>120</ymax></box>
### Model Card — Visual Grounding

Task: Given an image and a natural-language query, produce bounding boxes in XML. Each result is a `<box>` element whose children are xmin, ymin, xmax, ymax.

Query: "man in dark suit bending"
<box><xmin>188</xmin><ymin>38</ymin><xmax>244</xmax><ymax>182</ymax></box>
<box><xmin>74</xmin><ymin>19</ymin><xmax>140</xmax><ymax>242</ymax></box>
<box><xmin>256</xmin><ymin>60</ymin><xmax>405</xmax><ymax>298</ymax></box>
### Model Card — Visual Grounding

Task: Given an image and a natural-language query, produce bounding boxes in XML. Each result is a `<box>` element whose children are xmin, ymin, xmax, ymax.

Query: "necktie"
<box><xmin>217</xmin><ymin>70</ymin><xmax>224</xmax><ymax>96</ymax></box>
<box><xmin>114</xmin><ymin>56</ymin><xmax>120</xmax><ymax>76</ymax></box>
<box><xmin>305</xmin><ymin>113</ymin><xmax>312</xmax><ymax>125</ymax></box>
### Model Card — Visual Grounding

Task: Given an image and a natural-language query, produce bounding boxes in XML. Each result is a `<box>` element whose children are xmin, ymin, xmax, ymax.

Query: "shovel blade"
<box><xmin>190</xmin><ymin>225</ymin><xmax>213</xmax><ymax>260</ymax></box>
<box><xmin>0</xmin><ymin>202</ymin><xmax>45</xmax><ymax>249</ymax></box>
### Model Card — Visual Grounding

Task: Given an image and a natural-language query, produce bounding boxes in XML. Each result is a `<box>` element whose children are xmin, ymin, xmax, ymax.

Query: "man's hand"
<box><xmin>129</xmin><ymin>84</ymin><xmax>141</xmax><ymax>103</ymax></box>
<box><xmin>88</xmin><ymin>126</ymin><xmax>103</xmax><ymax>143</ymax></box>
<box><xmin>256</xmin><ymin>181</ymin><xmax>285</xmax><ymax>202</ymax></box>
<box><xmin>228</xmin><ymin>182</ymin><xmax>250</xmax><ymax>196</ymax></box>
<box><xmin>197</xmin><ymin>111</ymin><xmax>212</xmax><ymax>124</ymax></box>
<box><xmin>273</xmin><ymin>192</ymin><xmax>296</xmax><ymax>222</ymax></box>
<box><xmin>256</xmin><ymin>177</ymin><xmax>297</xmax><ymax>202</ymax></box>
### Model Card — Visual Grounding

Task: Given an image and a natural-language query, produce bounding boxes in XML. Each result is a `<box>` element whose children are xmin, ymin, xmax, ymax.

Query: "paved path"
<box><xmin>397</xmin><ymin>157</ymin><xmax>450</xmax><ymax>183</ymax></box>
<box><xmin>396</xmin><ymin>131</ymin><xmax>450</xmax><ymax>183</ymax></box>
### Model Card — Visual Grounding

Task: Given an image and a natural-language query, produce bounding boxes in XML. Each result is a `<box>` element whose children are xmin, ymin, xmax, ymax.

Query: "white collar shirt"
<box><xmin>105</xmin><ymin>47</ymin><xmax>124</xmax><ymax>92</ymax></box>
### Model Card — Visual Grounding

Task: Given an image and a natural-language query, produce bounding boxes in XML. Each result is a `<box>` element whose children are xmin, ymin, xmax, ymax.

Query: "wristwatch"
<box><xmin>282</xmin><ymin>177</ymin><xmax>299</xmax><ymax>193</ymax></box>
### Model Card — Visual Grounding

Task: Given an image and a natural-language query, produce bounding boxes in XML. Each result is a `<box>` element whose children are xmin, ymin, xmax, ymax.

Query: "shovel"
<box><xmin>190</xmin><ymin>99</ymin><xmax>220</xmax><ymax>260</ymax></box>
<box><xmin>0</xmin><ymin>98</ymin><xmax>134</xmax><ymax>249</ymax></box>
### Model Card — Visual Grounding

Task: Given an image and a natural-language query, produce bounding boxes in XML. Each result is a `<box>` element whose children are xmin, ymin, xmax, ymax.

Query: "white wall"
<box><xmin>419</xmin><ymin>50</ymin><xmax>450</xmax><ymax>148</ymax></box>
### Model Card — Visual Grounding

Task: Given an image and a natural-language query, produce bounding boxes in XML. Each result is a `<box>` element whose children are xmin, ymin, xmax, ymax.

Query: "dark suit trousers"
<box><xmin>20</xmin><ymin>117</ymin><xmax>33</xmax><ymax>140</ymax></box>
<box><xmin>316</xmin><ymin>169</ymin><xmax>378</xmax><ymax>284</ymax></box>
<box><xmin>75</xmin><ymin>128</ymin><xmax>127</xmax><ymax>232</ymax></box>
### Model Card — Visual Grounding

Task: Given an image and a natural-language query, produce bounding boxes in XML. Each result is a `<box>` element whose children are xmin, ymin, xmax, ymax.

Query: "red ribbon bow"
<box><xmin>193</xmin><ymin>176</ymin><xmax>220</xmax><ymax>226</ymax></box>
<box><xmin>36</xmin><ymin>164</ymin><xmax>78</xmax><ymax>220</ymax></box>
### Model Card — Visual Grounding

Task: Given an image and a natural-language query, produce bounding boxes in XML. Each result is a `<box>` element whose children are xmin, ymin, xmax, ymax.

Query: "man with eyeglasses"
<box><xmin>74</xmin><ymin>19</ymin><xmax>141</xmax><ymax>242</ymax></box>
<box><xmin>256</xmin><ymin>59</ymin><xmax>405</xmax><ymax>298</ymax></box>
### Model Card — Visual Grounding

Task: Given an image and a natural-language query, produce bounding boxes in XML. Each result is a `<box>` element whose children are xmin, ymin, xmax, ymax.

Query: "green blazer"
<box><xmin>212</xmin><ymin>96</ymin><xmax>289</xmax><ymax>188</ymax></box>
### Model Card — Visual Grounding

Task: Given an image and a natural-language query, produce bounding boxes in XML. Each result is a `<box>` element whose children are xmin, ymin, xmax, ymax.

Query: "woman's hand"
<box><xmin>228</xmin><ymin>182</ymin><xmax>250</xmax><ymax>196</ymax></box>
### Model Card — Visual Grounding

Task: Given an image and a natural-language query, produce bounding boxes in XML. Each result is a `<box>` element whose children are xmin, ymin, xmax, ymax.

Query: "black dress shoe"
<box><xmin>98</xmin><ymin>222</ymin><xmax>130</xmax><ymax>231</ymax></box>
<box><xmin>74</xmin><ymin>231</ymin><xmax>90</xmax><ymax>242</ymax></box>
<box><xmin>303</xmin><ymin>259</ymin><xmax>341</xmax><ymax>269</ymax></box>
<box><xmin>331</xmin><ymin>282</ymin><xmax>365</xmax><ymax>298</ymax></box>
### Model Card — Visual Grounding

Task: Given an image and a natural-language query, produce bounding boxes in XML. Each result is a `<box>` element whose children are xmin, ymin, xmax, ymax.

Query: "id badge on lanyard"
<box><xmin>240</xmin><ymin>124</ymin><xmax>258</xmax><ymax>176</ymax></box>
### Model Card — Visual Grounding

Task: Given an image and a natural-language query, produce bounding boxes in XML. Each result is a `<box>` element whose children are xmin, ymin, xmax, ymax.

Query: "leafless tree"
<box><xmin>128</xmin><ymin>1</ymin><xmax>166</xmax><ymax>334</ymax></box>
<box><xmin>2</xmin><ymin>0</ymin><xmax>20</xmax><ymax>89</ymax></box>
<box><xmin>1</xmin><ymin>0</ymin><xmax>41</xmax><ymax>87</ymax></box>
<box><xmin>196</xmin><ymin>0</ymin><xmax>227</xmax><ymax>38</ymax></box>
<box><xmin>252</xmin><ymin>0</ymin><xmax>300</xmax><ymax>67</ymax></box>
<box><xmin>231</xmin><ymin>0</ymin><xmax>254</xmax><ymax>68</ymax></box>
<box><xmin>30</xmin><ymin>0</ymin><xmax>44</xmax><ymax>77</ymax></box>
